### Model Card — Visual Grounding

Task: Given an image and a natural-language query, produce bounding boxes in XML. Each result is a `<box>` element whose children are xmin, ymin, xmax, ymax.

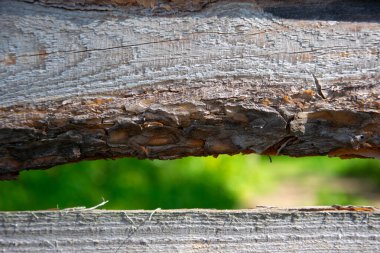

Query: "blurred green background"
<box><xmin>0</xmin><ymin>155</ymin><xmax>379</xmax><ymax>211</ymax></box>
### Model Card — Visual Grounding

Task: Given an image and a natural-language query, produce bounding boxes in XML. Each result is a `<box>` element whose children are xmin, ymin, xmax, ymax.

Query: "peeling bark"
<box><xmin>0</xmin><ymin>0</ymin><xmax>379</xmax><ymax>179</ymax></box>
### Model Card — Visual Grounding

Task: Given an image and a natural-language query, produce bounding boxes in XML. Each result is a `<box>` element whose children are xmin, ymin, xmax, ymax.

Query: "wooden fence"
<box><xmin>1</xmin><ymin>207</ymin><xmax>380</xmax><ymax>252</ymax></box>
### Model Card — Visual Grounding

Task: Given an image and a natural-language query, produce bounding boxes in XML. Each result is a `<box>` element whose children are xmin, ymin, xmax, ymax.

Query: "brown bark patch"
<box><xmin>328</xmin><ymin>148</ymin><xmax>380</xmax><ymax>159</ymax></box>
<box><xmin>3</xmin><ymin>53</ymin><xmax>16</xmax><ymax>65</ymax></box>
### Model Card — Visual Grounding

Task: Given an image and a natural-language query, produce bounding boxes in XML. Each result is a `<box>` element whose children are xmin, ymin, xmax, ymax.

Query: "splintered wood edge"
<box><xmin>1</xmin><ymin>206</ymin><xmax>379</xmax><ymax>214</ymax></box>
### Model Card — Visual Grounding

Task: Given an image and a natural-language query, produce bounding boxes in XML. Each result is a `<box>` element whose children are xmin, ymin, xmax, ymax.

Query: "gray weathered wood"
<box><xmin>0</xmin><ymin>207</ymin><xmax>379</xmax><ymax>252</ymax></box>
<box><xmin>0</xmin><ymin>0</ymin><xmax>379</xmax><ymax>178</ymax></box>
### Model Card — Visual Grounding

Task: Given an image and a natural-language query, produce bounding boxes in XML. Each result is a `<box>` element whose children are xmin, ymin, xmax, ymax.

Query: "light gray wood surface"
<box><xmin>0</xmin><ymin>0</ymin><xmax>379</xmax><ymax>178</ymax></box>
<box><xmin>1</xmin><ymin>0</ymin><xmax>379</xmax><ymax>107</ymax></box>
<box><xmin>0</xmin><ymin>207</ymin><xmax>379</xmax><ymax>252</ymax></box>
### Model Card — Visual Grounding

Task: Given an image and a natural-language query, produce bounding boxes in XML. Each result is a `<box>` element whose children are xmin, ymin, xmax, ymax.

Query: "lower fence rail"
<box><xmin>0</xmin><ymin>206</ymin><xmax>379</xmax><ymax>252</ymax></box>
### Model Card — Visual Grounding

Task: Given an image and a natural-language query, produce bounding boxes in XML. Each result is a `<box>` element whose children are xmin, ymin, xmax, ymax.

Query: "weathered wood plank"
<box><xmin>0</xmin><ymin>0</ymin><xmax>379</xmax><ymax>178</ymax></box>
<box><xmin>0</xmin><ymin>207</ymin><xmax>379</xmax><ymax>252</ymax></box>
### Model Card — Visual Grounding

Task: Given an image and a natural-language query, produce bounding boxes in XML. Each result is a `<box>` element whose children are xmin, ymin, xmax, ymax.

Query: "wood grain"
<box><xmin>0</xmin><ymin>0</ymin><xmax>379</xmax><ymax>178</ymax></box>
<box><xmin>0</xmin><ymin>207</ymin><xmax>379</xmax><ymax>252</ymax></box>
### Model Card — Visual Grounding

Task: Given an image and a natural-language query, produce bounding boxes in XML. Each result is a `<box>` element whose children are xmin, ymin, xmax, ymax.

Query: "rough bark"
<box><xmin>0</xmin><ymin>0</ymin><xmax>379</xmax><ymax>179</ymax></box>
<box><xmin>0</xmin><ymin>207</ymin><xmax>379</xmax><ymax>252</ymax></box>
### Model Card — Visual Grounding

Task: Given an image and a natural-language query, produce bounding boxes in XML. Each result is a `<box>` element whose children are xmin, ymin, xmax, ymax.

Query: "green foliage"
<box><xmin>317</xmin><ymin>189</ymin><xmax>370</xmax><ymax>206</ymax></box>
<box><xmin>0</xmin><ymin>155</ymin><xmax>379</xmax><ymax>211</ymax></box>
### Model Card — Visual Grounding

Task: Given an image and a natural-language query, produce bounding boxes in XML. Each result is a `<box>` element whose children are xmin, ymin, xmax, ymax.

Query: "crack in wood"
<box><xmin>115</xmin><ymin>208</ymin><xmax>161</xmax><ymax>253</ymax></box>
<box><xmin>311</xmin><ymin>73</ymin><xmax>326</xmax><ymax>99</ymax></box>
<box><xmin>15</xmin><ymin>38</ymin><xmax>186</xmax><ymax>59</ymax></box>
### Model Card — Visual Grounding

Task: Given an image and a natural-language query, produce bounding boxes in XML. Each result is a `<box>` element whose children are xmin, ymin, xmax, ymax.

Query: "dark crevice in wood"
<box><xmin>258</xmin><ymin>0</ymin><xmax>380</xmax><ymax>23</ymax></box>
<box><xmin>311</xmin><ymin>73</ymin><xmax>326</xmax><ymax>99</ymax></box>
